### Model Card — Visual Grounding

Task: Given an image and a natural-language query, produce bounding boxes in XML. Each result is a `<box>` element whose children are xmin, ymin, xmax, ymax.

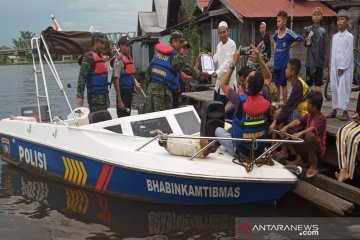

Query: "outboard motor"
<box><xmin>200</xmin><ymin>101</ymin><xmax>225</xmax><ymax>137</ymax></box>
<box><xmin>21</xmin><ymin>105</ymin><xmax>50</xmax><ymax>122</ymax></box>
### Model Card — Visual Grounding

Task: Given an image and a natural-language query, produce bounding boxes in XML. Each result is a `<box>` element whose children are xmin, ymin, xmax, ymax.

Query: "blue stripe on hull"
<box><xmin>0</xmin><ymin>134</ymin><xmax>295</xmax><ymax>204</ymax></box>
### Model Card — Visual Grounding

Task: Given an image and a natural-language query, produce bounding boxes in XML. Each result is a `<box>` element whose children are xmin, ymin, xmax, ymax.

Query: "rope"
<box><xmin>232</xmin><ymin>137</ymin><xmax>274</xmax><ymax>172</ymax></box>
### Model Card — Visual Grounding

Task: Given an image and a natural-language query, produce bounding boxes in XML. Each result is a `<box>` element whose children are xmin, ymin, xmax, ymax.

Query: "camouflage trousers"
<box><xmin>143</xmin><ymin>82</ymin><xmax>172</xmax><ymax>113</ymax></box>
<box><xmin>87</xmin><ymin>93</ymin><xmax>110</xmax><ymax>113</ymax></box>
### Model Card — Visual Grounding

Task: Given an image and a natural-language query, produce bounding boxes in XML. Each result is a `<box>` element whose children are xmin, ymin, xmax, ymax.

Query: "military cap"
<box><xmin>118</xmin><ymin>36</ymin><xmax>131</xmax><ymax>45</ymax></box>
<box><xmin>92</xmin><ymin>32</ymin><xmax>108</xmax><ymax>42</ymax></box>
<box><xmin>337</xmin><ymin>9</ymin><xmax>350</xmax><ymax>19</ymax></box>
<box><xmin>170</xmin><ymin>30</ymin><xmax>185</xmax><ymax>41</ymax></box>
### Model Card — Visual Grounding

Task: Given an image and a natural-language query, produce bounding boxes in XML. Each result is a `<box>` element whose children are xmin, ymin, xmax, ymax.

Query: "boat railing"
<box><xmin>135</xmin><ymin>131</ymin><xmax>303</xmax><ymax>158</ymax></box>
<box><xmin>31</xmin><ymin>36</ymin><xmax>78</xmax><ymax>126</ymax></box>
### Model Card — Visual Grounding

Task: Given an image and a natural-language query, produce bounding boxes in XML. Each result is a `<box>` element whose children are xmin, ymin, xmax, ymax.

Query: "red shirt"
<box><xmin>300</xmin><ymin>113</ymin><xmax>327</xmax><ymax>157</ymax></box>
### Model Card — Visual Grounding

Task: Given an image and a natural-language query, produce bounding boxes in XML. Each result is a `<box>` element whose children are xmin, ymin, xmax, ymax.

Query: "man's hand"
<box><xmin>211</xmin><ymin>72</ymin><xmax>217</xmax><ymax>78</ymax></box>
<box><xmin>202</xmin><ymin>72</ymin><xmax>210</xmax><ymax>79</ymax></box>
<box><xmin>292</xmin><ymin>132</ymin><xmax>302</xmax><ymax>140</ymax></box>
<box><xmin>76</xmin><ymin>97</ymin><xmax>84</xmax><ymax>107</ymax></box>
<box><xmin>117</xmin><ymin>98</ymin><xmax>125</xmax><ymax>110</ymax></box>
<box><xmin>232</xmin><ymin>47</ymin><xmax>241</xmax><ymax>65</ymax></box>
<box><xmin>338</xmin><ymin>69</ymin><xmax>344</xmax><ymax>76</ymax></box>
<box><xmin>279</xmin><ymin>126</ymin><xmax>288</xmax><ymax>138</ymax></box>
<box><xmin>269</xmin><ymin>122</ymin><xmax>276</xmax><ymax>134</ymax></box>
<box><xmin>250</xmin><ymin>44</ymin><xmax>261</xmax><ymax>61</ymax></box>
<box><xmin>134</xmin><ymin>82</ymin><xmax>142</xmax><ymax>91</ymax></box>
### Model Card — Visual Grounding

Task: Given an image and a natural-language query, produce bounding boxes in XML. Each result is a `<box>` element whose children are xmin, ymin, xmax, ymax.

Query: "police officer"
<box><xmin>143</xmin><ymin>30</ymin><xmax>208</xmax><ymax>113</ymax></box>
<box><xmin>76</xmin><ymin>32</ymin><xmax>110</xmax><ymax>113</ymax></box>
<box><xmin>113</xmin><ymin>36</ymin><xmax>141</xmax><ymax>117</ymax></box>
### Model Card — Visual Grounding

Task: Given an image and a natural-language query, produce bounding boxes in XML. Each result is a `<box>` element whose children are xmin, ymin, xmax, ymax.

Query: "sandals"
<box><xmin>273</xmin><ymin>152</ymin><xmax>288</xmax><ymax>162</ymax></box>
<box><xmin>327</xmin><ymin>110</ymin><xmax>337</xmax><ymax>118</ymax></box>
<box><xmin>339</xmin><ymin>112</ymin><xmax>350</xmax><ymax>121</ymax></box>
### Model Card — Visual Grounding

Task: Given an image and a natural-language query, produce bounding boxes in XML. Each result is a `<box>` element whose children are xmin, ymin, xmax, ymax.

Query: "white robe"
<box><xmin>330</xmin><ymin>30</ymin><xmax>354</xmax><ymax>111</ymax></box>
<box><xmin>213</xmin><ymin>38</ymin><xmax>237</xmax><ymax>95</ymax></box>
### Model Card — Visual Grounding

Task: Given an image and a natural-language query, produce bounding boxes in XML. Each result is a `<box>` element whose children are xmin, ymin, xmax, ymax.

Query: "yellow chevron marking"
<box><xmin>62</xmin><ymin>156</ymin><xmax>69</xmax><ymax>181</ymax></box>
<box><xmin>66</xmin><ymin>157</ymin><xmax>74</xmax><ymax>183</ymax></box>
<box><xmin>62</xmin><ymin>156</ymin><xmax>87</xmax><ymax>186</ymax></box>
<box><xmin>75</xmin><ymin>160</ymin><xmax>83</xmax><ymax>186</ymax></box>
<box><xmin>70</xmin><ymin>159</ymin><xmax>78</xmax><ymax>184</ymax></box>
<box><xmin>79</xmin><ymin>162</ymin><xmax>87</xmax><ymax>186</ymax></box>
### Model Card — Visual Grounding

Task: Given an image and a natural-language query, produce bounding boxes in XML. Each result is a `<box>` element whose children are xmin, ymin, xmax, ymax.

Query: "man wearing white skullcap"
<box><xmin>258</xmin><ymin>22</ymin><xmax>271</xmax><ymax>61</ymax></box>
<box><xmin>327</xmin><ymin>9</ymin><xmax>353</xmax><ymax>121</ymax></box>
<box><xmin>212</xmin><ymin>21</ymin><xmax>237</xmax><ymax>119</ymax></box>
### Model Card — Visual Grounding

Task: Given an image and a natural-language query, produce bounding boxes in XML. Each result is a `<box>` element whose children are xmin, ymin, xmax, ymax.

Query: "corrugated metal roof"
<box><xmin>154</xmin><ymin>0</ymin><xmax>168</xmax><ymax>28</ymax></box>
<box><xmin>139</xmin><ymin>12</ymin><xmax>159</xmax><ymax>27</ymax></box>
<box><xmin>224</xmin><ymin>0</ymin><xmax>337</xmax><ymax>18</ymax></box>
<box><xmin>138</xmin><ymin>0</ymin><xmax>169</xmax><ymax>35</ymax></box>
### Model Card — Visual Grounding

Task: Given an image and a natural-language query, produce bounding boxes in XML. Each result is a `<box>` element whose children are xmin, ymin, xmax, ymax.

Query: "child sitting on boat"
<box><xmin>215</xmin><ymin>46</ymin><xmax>270</xmax><ymax>159</ymax></box>
<box><xmin>279</xmin><ymin>91</ymin><xmax>327</xmax><ymax>178</ymax></box>
<box><xmin>269</xmin><ymin>58</ymin><xmax>310</xmax><ymax>161</ymax></box>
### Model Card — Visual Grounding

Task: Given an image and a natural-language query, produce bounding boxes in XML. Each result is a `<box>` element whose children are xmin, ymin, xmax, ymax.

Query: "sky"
<box><xmin>0</xmin><ymin>0</ymin><xmax>152</xmax><ymax>47</ymax></box>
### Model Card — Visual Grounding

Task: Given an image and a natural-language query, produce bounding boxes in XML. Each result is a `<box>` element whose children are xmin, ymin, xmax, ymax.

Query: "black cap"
<box><xmin>182</xmin><ymin>41</ymin><xmax>192</xmax><ymax>48</ymax></box>
<box><xmin>118</xmin><ymin>36</ymin><xmax>131</xmax><ymax>45</ymax></box>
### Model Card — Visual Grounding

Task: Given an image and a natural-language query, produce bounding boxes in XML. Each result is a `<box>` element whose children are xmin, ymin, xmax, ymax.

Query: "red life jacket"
<box><xmin>86</xmin><ymin>52</ymin><xmax>109</xmax><ymax>94</ymax></box>
<box><xmin>117</xmin><ymin>53</ymin><xmax>135</xmax><ymax>92</ymax></box>
<box><xmin>118</xmin><ymin>53</ymin><xmax>135</xmax><ymax>74</ymax></box>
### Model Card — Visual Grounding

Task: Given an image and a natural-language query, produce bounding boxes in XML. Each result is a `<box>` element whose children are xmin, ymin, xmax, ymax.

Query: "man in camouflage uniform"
<box><xmin>143</xmin><ymin>30</ymin><xmax>208</xmax><ymax>113</ymax></box>
<box><xmin>76</xmin><ymin>32</ymin><xmax>110</xmax><ymax>112</ymax></box>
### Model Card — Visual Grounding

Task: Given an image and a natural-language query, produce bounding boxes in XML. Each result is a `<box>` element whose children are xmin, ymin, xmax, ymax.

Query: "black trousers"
<box><xmin>116</xmin><ymin>90</ymin><xmax>133</xmax><ymax>118</ymax></box>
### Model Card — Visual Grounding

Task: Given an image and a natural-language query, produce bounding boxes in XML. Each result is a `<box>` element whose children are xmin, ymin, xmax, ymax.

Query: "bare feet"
<box><xmin>335</xmin><ymin>169</ymin><xmax>350</xmax><ymax>182</ymax></box>
<box><xmin>306</xmin><ymin>168</ymin><xmax>319</xmax><ymax>178</ymax></box>
<box><xmin>289</xmin><ymin>155</ymin><xmax>304</xmax><ymax>166</ymax></box>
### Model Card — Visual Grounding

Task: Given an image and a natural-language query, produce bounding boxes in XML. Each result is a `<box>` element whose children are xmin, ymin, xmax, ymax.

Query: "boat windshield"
<box><xmin>130</xmin><ymin>110</ymin><xmax>200</xmax><ymax>137</ymax></box>
<box><xmin>131</xmin><ymin>117</ymin><xmax>173</xmax><ymax>137</ymax></box>
<box><xmin>174</xmin><ymin>110</ymin><xmax>200</xmax><ymax>135</ymax></box>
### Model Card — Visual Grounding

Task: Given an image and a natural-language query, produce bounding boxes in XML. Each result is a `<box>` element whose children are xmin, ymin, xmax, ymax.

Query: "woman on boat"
<box><xmin>335</xmin><ymin>93</ymin><xmax>360</xmax><ymax>182</ymax></box>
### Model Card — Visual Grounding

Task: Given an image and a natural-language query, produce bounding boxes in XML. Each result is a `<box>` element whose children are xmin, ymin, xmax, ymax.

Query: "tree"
<box><xmin>181</xmin><ymin>0</ymin><xmax>200</xmax><ymax>65</ymax></box>
<box><xmin>12</xmin><ymin>31</ymin><xmax>35</xmax><ymax>49</ymax></box>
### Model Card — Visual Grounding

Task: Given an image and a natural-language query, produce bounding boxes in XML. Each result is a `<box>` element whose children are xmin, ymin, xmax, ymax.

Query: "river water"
<box><xmin>0</xmin><ymin>64</ymin><xmax>337</xmax><ymax>239</ymax></box>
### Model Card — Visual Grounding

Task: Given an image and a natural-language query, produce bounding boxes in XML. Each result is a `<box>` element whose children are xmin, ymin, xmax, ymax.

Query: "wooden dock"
<box><xmin>181</xmin><ymin>88</ymin><xmax>359</xmax><ymax>137</ymax></box>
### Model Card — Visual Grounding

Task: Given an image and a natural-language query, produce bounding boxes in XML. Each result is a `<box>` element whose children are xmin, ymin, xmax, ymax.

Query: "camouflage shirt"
<box><xmin>76</xmin><ymin>49</ymin><xmax>97</xmax><ymax>98</ymax></box>
<box><xmin>171</xmin><ymin>52</ymin><xmax>202</xmax><ymax>80</ymax></box>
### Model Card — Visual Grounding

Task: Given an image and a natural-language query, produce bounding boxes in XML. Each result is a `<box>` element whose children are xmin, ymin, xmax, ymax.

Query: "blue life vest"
<box><xmin>173</xmin><ymin>74</ymin><xmax>186</xmax><ymax>96</ymax></box>
<box><xmin>149</xmin><ymin>43</ymin><xmax>179</xmax><ymax>91</ymax></box>
<box><xmin>118</xmin><ymin>53</ymin><xmax>135</xmax><ymax>93</ymax></box>
<box><xmin>231</xmin><ymin>92</ymin><xmax>270</xmax><ymax>158</ymax></box>
<box><xmin>86</xmin><ymin>52</ymin><xmax>109</xmax><ymax>94</ymax></box>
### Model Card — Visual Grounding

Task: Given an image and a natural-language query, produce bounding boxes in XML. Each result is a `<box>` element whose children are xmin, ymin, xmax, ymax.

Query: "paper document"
<box><xmin>201</xmin><ymin>54</ymin><xmax>215</xmax><ymax>74</ymax></box>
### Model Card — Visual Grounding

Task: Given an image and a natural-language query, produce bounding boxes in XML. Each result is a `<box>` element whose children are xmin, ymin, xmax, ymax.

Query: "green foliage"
<box><xmin>181</xmin><ymin>0</ymin><xmax>201</xmax><ymax>66</ymax></box>
<box><xmin>181</xmin><ymin>0</ymin><xmax>196</xmax><ymax>16</ymax></box>
<box><xmin>12</xmin><ymin>31</ymin><xmax>35</xmax><ymax>48</ymax></box>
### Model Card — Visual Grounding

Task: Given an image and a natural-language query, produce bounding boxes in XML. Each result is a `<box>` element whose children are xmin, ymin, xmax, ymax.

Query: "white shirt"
<box><xmin>213</xmin><ymin>38</ymin><xmax>237</xmax><ymax>95</ymax></box>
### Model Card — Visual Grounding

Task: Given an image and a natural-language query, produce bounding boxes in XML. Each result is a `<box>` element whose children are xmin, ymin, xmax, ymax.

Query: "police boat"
<box><xmin>0</xmin><ymin>29</ymin><xmax>300</xmax><ymax>205</ymax></box>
